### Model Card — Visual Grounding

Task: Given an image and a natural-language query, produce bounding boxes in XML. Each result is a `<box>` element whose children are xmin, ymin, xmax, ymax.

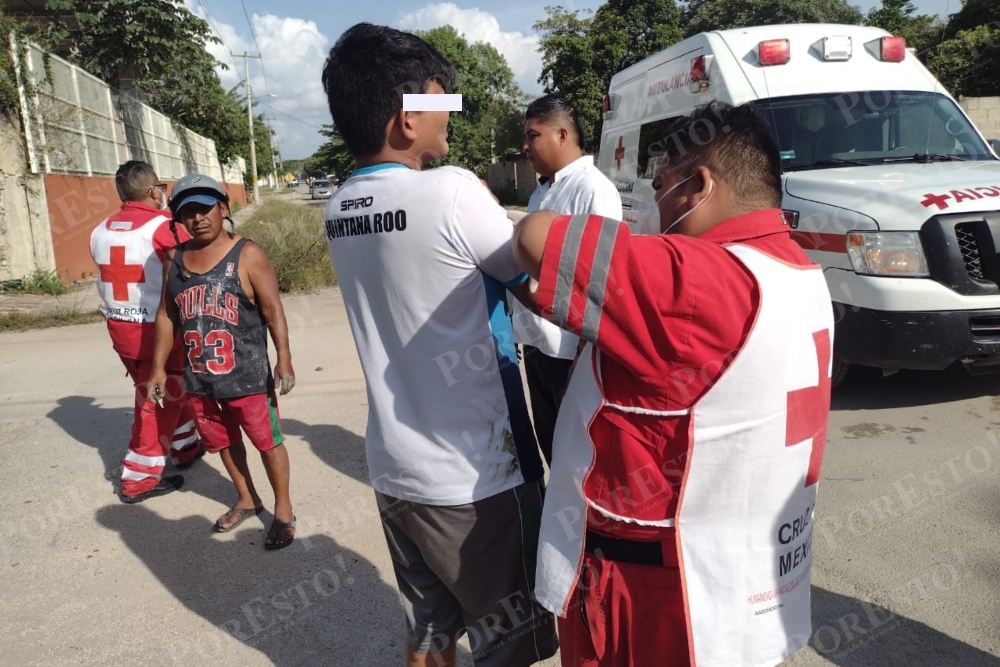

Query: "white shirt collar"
<box><xmin>549</xmin><ymin>155</ymin><xmax>593</xmax><ymax>185</ymax></box>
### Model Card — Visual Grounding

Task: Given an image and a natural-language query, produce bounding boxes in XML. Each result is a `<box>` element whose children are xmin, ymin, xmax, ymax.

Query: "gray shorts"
<box><xmin>376</xmin><ymin>481</ymin><xmax>558</xmax><ymax>666</ymax></box>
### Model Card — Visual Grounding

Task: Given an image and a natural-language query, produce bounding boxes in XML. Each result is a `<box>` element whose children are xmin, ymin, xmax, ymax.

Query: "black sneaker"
<box><xmin>174</xmin><ymin>445</ymin><xmax>206</xmax><ymax>470</ymax></box>
<box><xmin>120</xmin><ymin>475</ymin><xmax>184</xmax><ymax>504</ymax></box>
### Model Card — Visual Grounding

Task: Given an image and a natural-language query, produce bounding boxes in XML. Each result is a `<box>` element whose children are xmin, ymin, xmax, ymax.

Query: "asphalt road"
<box><xmin>1</xmin><ymin>259</ymin><xmax>999</xmax><ymax>664</ymax></box>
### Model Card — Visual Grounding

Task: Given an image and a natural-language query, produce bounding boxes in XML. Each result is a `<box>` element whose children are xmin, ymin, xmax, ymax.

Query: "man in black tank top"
<box><xmin>149</xmin><ymin>174</ymin><xmax>298</xmax><ymax>550</ymax></box>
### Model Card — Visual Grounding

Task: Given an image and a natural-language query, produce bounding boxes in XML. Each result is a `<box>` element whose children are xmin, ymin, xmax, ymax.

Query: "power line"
<box><xmin>240</xmin><ymin>0</ymin><xmax>275</xmax><ymax>101</ymax></box>
<box><xmin>196</xmin><ymin>0</ymin><xmax>240</xmax><ymax>74</ymax></box>
<box><xmin>267</xmin><ymin>106</ymin><xmax>327</xmax><ymax>131</ymax></box>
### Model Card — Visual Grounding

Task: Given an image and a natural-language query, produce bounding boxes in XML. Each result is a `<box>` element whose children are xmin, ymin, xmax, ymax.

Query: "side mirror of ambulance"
<box><xmin>989</xmin><ymin>139</ymin><xmax>1000</xmax><ymax>159</ymax></box>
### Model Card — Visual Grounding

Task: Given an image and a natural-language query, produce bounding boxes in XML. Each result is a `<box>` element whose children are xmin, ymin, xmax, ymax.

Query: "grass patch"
<box><xmin>1</xmin><ymin>269</ymin><xmax>71</xmax><ymax>295</ymax></box>
<box><xmin>240</xmin><ymin>199</ymin><xmax>337</xmax><ymax>292</ymax></box>
<box><xmin>0</xmin><ymin>306</ymin><xmax>103</xmax><ymax>332</ymax></box>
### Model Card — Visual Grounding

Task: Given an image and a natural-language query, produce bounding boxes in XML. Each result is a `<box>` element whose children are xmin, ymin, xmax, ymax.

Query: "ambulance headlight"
<box><xmin>847</xmin><ymin>231</ymin><xmax>929</xmax><ymax>277</ymax></box>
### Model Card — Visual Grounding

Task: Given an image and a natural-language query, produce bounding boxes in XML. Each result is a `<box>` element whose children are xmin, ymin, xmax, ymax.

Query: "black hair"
<box><xmin>321</xmin><ymin>23</ymin><xmax>457</xmax><ymax>159</ymax></box>
<box><xmin>658</xmin><ymin>101</ymin><xmax>782</xmax><ymax>209</ymax></box>
<box><xmin>115</xmin><ymin>161</ymin><xmax>157</xmax><ymax>202</ymax></box>
<box><xmin>525</xmin><ymin>94</ymin><xmax>586</xmax><ymax>149</ymax></box>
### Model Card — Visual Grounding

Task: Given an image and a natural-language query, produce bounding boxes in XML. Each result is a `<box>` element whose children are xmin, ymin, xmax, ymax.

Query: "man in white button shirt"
<box><xmin>514</xmin><ymin>95</ymin><xmax>623</xmax><ymax>464</ymax></box>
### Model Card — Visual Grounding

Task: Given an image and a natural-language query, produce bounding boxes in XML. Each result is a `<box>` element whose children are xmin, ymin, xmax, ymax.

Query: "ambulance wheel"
<box><xmin>832</xmin><ymin>358</ymin><xmax>850</xmax><ymax>388</ymax></box>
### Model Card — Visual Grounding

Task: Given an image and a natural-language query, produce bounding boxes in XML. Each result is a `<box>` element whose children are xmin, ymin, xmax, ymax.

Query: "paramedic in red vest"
<box><xmin>89</xmin><ymin>161</ymin><xmax>204</xmax><ymax>504</ymax></box>
<box><xmin>513</xmin><ymin>101</ymin><xmax>834</xmax><ymax>667</ymax></box>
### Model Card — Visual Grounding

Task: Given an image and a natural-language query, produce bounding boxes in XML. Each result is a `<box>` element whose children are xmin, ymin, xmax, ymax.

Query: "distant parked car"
<box><xmin>287</xmin><ymin>178</ymin><xmax>300</xmax><ymax>187</ymax></box>
<box><xmin>310</xmin><ymin>179</ymin><xmax>332</xmax><ymax>199</ymax></box>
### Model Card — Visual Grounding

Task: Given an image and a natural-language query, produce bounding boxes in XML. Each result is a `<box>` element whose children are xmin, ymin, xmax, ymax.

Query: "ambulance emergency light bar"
<box><xmin>757</xmin><ymin>35</ymin><xmax>906</xmax><ymax>65</ymax></box>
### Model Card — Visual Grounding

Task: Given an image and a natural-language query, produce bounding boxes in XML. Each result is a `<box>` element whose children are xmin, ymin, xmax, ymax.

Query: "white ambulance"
<box><xmin>598</xmin><ymin>23</ymin><xmax>1000</xmax><ymax>385</ymax></box>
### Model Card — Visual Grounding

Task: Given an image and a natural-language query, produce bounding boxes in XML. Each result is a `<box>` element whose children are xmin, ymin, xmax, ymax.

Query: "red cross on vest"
<box><xmin>785</xmin><ymin>329</ymin><xmax>832</xmax><ymax>487</ymax></box>
<box><xmin>99</xmin><ymin>245</ymin><xmax>145</xmax><ymax>301</ymax></box>
<box><xmin>614</xmin><ymin>137</ymin><xmax>625</xmax><ymax>171</ymax></box>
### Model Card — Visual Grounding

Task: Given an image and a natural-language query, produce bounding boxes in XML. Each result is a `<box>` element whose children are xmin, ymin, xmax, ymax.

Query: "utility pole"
<box><xmin>234</xmin><ymin>51</ymin><xmax>262</xmax><ymax>203</ymax></box>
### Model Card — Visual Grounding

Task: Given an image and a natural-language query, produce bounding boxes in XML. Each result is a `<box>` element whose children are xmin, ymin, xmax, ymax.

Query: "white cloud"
<box><xmin>396</xmin><ymin>3</ymin><xmax>543</xmax><ymax>97</ymax></box>
<box><xmin>187</xmin><ymin>2</ymin><xmax>331</xmax><ymax>160</ymax></box>
<box><xmin>178</xmin><ymin>2</ymin><xmax>546</xmax><ymax>160</ymax></box>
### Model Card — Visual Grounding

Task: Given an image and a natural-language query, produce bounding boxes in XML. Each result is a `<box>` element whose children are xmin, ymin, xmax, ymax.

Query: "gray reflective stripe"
<box><xmin>581</xmin><ymin>217</ymin><xmax>619</xmax><ymax>342</ymax></box>
<box><xmin>553</xmin><ymin>215</ymin><xmax>589</xmax><ymax>325</ymax></box>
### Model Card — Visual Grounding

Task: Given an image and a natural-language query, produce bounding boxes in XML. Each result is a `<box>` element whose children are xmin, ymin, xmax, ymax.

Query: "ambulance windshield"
<box><xmin>755</xmin><ymin>91</ymin><xmax>993</xmax><ymax>170</ymax></box>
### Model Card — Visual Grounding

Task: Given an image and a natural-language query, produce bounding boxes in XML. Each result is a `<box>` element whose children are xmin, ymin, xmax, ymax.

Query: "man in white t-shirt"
<box><xmin>514</xmin><ymin>95</ymin><xmax>623</xmax><ymax>465</ymax></box>
<box><xmin>321</xmin><ymin>23</ymin><xmax>557</xmax><ymax>667</ymax></box>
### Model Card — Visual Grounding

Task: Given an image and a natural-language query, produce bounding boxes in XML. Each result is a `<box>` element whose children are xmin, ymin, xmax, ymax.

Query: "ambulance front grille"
<box><xmin>955</xmin><ymin>223</ymin><xmax>985</xmax><ymax>280</ymax></box>
<box><xmin>970</xmin><ymin>316</ymin><xmax>1000</xmax><ymax>341</ymax></box>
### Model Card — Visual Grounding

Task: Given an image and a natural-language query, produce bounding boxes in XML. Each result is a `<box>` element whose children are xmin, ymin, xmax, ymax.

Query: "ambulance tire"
<box><xmin>831</xmin><ymin>357</ymin><xmax>850</xmax><ymax>388</ymax></box>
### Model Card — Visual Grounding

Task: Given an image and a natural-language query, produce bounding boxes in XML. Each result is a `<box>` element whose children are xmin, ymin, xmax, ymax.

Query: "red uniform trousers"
<box><xmin>118</xmin><ymin>350</ymin><xmax>201</xmax><ymax>495</ymax></box>
<box><xmin>559</xmin><ymin>528</ymin><xmax>690</xmax><ymax>667</ymax></box>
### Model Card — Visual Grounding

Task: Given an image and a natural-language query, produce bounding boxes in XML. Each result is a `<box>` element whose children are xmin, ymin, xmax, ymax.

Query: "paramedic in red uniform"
<box><xmin>89</xmin><ymin>161</ymin><xmax>204</xmax><ymax>504</ymax></box>
<box><xmin>513</xmin><ymin>102</ymin><xmax>835</xmax><ymax>667</ymax></box>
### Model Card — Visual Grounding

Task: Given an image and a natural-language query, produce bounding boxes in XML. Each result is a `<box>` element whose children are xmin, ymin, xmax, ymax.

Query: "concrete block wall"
<box><xmin>961</xmin><ymin>97</ymin><xmax>1000</xmax><ymax>140</ymax></box>
<box><xmin>487</xmin><ymin>160</ymin><xmax>538</xmax><ymax>204</ymax></box>
<box><xmin>0</xmin><ymin>115</ymin><xmax>55</xmax><ymax>282</ymax></box>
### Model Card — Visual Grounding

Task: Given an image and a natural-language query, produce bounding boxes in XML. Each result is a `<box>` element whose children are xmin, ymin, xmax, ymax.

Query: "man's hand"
<box><xmin>148</xmin><ymin>369</ymin><xmax>168</xmax><ymax>407</ymax></box>
<box><xmin>275</xmin><ymin>359</ymin><xmax>296</xmax><ymax>395</ymax></box>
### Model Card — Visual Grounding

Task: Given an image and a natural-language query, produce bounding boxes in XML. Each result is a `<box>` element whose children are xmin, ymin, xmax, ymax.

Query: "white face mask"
<box><xmin>642</xmin><ymin>173</ymin><xmax>714</xmax><ymax>235</ymax></box>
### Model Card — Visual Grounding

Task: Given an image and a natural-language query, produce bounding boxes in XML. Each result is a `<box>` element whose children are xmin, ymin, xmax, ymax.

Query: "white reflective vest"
<box><xmin>90</xmin><ymin>214</ymin><xmax>170</xmax><ymax>324</ymax></box>
<box><xmin>535</xmin><ymin>244</ymin><xmax>834</xmax><ymax>667</ymax></box>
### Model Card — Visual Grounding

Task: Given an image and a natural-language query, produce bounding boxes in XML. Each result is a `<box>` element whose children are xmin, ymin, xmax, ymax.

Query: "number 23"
<box><xmin>184</xmin><ymin>330</ymin><xmax>236</xmax><ymax>374</ymax></box>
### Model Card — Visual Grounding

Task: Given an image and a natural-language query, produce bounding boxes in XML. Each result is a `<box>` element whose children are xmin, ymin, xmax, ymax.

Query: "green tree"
<box><xmin>681</xmin><ymin>0</ymin><xmax>864</xmax><ymax>36</ymax></box>
<box><xmin>592</xmin><ymin>0</ymin><xmax>684</xmax><ymax>76</ymax></box>
<box><xmin>535</xmin><ymin>6</ymin><xmax>603</xmax><ymax>147</ymax></box>
<box><xmin>535</xmin><ymin>1</ymin><xmax>684</xmax><ymax>148</ymax></box>
<box><xmin>944</xmin><ymin>0</ymin><xmax>1000</xmax><ymax>38</ymax></box>
<box><xmin>416</xmin><ymin>26</ymin><xmax>524</xmax><ymax>174</ymax></box>
<box><xmin>864</xmin><ymin>0</ymin><xmax>944</xmax><ymax>57</ymax></box>
<box><xmin>0</xmin><ymin>6</ymin><xmax>46</xmax><ymax>117</ymax></box>
<box><xmin>46</xmin><ymin>0</ymin><xmax>214</xmax><ymax>88</ymax></box>
<box><xmin>926</xmin><ymin>23</ymin><xmax>1000</xmax><ymax>96</ymax></box>
<box><xmin>304</xmin><ymin>124</ymin><xmax>355</xmax><ymax>180</ymax></box>
<box><xmin>44</xmin><ymin>0</ymin><xmax>249</xmax><ymax>165</ymax></box>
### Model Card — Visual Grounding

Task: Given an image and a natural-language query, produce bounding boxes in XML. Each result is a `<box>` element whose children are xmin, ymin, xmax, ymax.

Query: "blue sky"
<box><xmin>191</xmin><ymin>0</ymin><xmax>955</xmax><ymax>160</ymax></box>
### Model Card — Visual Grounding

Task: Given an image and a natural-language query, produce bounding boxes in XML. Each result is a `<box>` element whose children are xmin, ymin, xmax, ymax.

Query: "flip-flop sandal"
<box><xmin>264</xmin><ymin>517</ymin><xmax>296</xmax><ymax>550</ymax></box>
<box><xmin>213</xmin><ymin>505</ymin><xmax>264</xmax><ymax>533</ymax></box>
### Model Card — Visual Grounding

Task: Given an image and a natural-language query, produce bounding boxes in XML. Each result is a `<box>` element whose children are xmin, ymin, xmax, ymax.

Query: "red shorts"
<box><xmin>189</xmin><ymin>391</ymin><xmax>284</xmax><ymax>454</ymax></box>
<box><xmin>558</xmin><ymin>551</ymin><xmax>690</xmax><ymax>667</ymax></box>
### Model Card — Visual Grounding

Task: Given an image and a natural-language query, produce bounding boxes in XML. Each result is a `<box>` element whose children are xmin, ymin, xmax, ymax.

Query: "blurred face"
<box><xmin>523</xmin><ymin>118</ymin><xmax>562</xmax><ymax>179</ymax></box>
<box><xmin>178</xmin><ymin>199</ymin><xmax>229</xmax><ymax>245</ymax></box>
<box><xmin>413</xmin><ymin>79</ymin><xmax>450</xmax><ymax>164</ymax></box>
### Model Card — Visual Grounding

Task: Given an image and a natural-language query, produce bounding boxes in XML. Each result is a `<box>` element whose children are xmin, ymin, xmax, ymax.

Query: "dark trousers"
<box><xmin>523</xmin><ymin>345</ymin><xmax>574</xmax><ymax>466</ymax></box>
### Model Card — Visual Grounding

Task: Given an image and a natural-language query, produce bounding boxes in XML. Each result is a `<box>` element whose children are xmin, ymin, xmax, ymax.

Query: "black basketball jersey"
<box><xmin>167</xmin><ymin>238</ymin><xmax>272</xmax><ymax>398</ymax></box>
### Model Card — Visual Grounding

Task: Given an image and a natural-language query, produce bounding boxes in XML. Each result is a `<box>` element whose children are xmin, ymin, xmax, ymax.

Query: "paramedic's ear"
<box><xmin>690</xmin><ymin>166</ymin><xmax>715</xmax><ymax>204</ymax></box>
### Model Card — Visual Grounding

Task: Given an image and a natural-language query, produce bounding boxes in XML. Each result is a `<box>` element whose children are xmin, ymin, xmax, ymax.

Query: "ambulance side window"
<box><xmin>637</xmin><ymin>116</ymin><xmax>682</xmax><ymax>179</ymax></box>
